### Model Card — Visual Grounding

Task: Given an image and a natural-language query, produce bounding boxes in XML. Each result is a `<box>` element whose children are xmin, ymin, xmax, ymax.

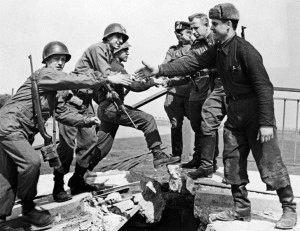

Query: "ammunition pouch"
<box><xmin>41</xmin><ymin>144</ymin><xmax>61</xmax><ymax>168</ymax></box>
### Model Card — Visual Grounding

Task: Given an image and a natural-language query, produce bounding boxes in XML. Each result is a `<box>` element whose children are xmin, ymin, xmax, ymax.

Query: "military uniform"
<box><xmin>87</xmin><ymin>57</ymin><xmax>163</xmax><ymax>170</ymax></box>
<box><xmin>76</xmin><ymin>27</ymin><xmax>178</xmax><ymax>169</ymax></box>
<box><xmin>163</xmin><ymin>43</ymin><xmax>191</xmax><ymax>157</ymax></box>
<box><xmin>55</xmin><ymin>90</ymin><xmax>97</xmax><ymax>174</ymax></box>
<box><xmin>0</xmin><ymin>67</ymin><xmax>104</xmax><ymax>221</ymax></box>
<box><xmin>181</xmin><ymin>33</ymin><xmax>220</xmax><ymax>171</ymax></box>
<box><xmin>157</xmin><ymin>3</ymin><xmax>296</xmax><ymax>228</ymax></box>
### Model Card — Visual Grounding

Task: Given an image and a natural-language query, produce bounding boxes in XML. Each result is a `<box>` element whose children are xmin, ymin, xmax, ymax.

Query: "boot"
<box><xmin>213</xmin><ymin>160</ymin><xmax>218</xmax><ymax>173</ymax></box>
<box><xmin>68</xmin><ymin>163</ymin><xmax>98</xmax><ymax>195</ymax></box>
<box><xmin>213</xmin><ymin>132</ymin><xmax>219</xmax><ymax>173</ymax></box>
<box><xmin>0</xmin><ymin>224</ymin><xmax>24</xmax><ymax>231</ymax></box>
<box><xmin>188</xmin><ymin>135</ymin><xmax>217</xmax><ymax>179</ymax></box>
<box><xmin>52</xmin><ymin>172</ymin><xmax>72</xmax><ymax>202</ymax></box>
<box><xmin>22</xmin><ymin>201</ymin><xmax>54</xmax><ymax>227</ymax></box>
<box><xmin>275</xmin><ymin>185</ymin><xmax>297</xmax><ymax>229</ymax></box>
<box><xmin>180</xmin><ymin>158</ymin><xmax>201</xmax><ymax>169</ymax></box>
<box><xmin>0</xmin><ymin>216</ymin><xmax>24</xmax><ymax>231</ymax></box>
<box><xmin>152</xmin><ymin>146</ymin><xmax>180</xmax><ymax>168</ymax></box>
<box><xmin>188</xmin><ymin>166</ymin><xmax>213</xmax><ymax>179</ymax></box>
<box><xmin>181</xmin><ymin>132</ymin><xmax>202</xmax><ymax>169</ymax></box>
<box><xmin>210</xmin><ymin>184</ymin><xmax>251</xmax><ymax>222</ymax></box>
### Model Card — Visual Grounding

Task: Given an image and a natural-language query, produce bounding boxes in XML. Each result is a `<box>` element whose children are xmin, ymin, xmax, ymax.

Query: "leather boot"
<box><xmin>210</xmin><ymin>184</ymin><xmax>251</xmax><ymax>222</ymax></box>
<box><xmin>181</xmin><ymin>133</ymin><xmax>201</xmax><ymax>169</ymax></box>
<box><xmin>0</xmin><ymin>217</ymin><xmax>24</xmax><ymax>231</ymax></box>
<box><xmin>52</xmin><ymin>171</ymin><xmax>72</xmax><ymax>202</ymax></box>
<box><xmin>68</xmin><ymin>163</ymin><xmax>98</xmax><ymax>195</ymax></box>
<box><xmin>188</xmin><ymin>166</ymin><xmax>213</xmax><ymax>179</ymax></box>
<box><xmin>0</xmin><ymin>223</ymin><xmax>24</xmax><ymax>231</ymax></box>
<box><xmin>187</xmin><ymin>135</ymin><xmax>217</xmax><ymax>179</ymax></box>
<box><xmin>22</xmin><ymin>201</ymin><xmax>54</xmax><ymax>227</ymax></box>
<box><xmin>213</xmin><ymin>131</ymin><xmax>219</xmax><ymax>172</ymax></box>
<box><xmin>275</xmin><ymin>185</ymin><xmax>297</xmax><ymax>229</ymax></box>
<box><xmin>152</xmin><ymin>146</ymin><xmax>180</xmax><ymax>168</ymax></box>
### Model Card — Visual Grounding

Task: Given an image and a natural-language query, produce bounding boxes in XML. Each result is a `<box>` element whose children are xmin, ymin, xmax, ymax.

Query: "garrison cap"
<box><xmin>113</xmin><ymin>41</ymin><xmax>131</xmax><ymax>54</ymax></box>
<box><xmin>209</xmin><ymin>3</ymin><xmax>240</xmax><ymax>21</ymax></box>
<box><xmin>174</xmin><ymin>21</ymin><xmax>191</xmax><ymax>32</ymax></box>
<box><xmin>188</xmin><ymin>13</ymin><xmax>207</xmax><ymax>22</ymax></box>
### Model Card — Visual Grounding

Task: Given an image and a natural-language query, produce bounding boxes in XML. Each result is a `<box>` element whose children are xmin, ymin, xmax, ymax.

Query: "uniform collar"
<box><xmin>218</xmin><ymin>33</ymin><xmax>237</xmax><ymax>55</ymax></box>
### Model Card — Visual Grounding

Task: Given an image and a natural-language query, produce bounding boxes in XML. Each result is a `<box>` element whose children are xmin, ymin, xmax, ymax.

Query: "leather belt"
<box><xmin>193</xmin><ymin>69</ymin><xmax>210</xmax><ymax>78</ymax></box>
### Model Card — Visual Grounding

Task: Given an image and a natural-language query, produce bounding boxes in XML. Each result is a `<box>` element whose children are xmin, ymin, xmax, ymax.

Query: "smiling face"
<box><xmin>116</xmin><ymin>48</ymin><xmax>129</xmax><ymax>62</ymax></box>
<box><xmin>210</xmin><ymin>19</ymin><xmax>231</xmax><ymax>42</ymax></box>
<box><xmin>45</xmin><ymin>54</ymin><xmax>66</xmax><ymax>71</ymax></box>
<box><xmin>107</xmin><ymin>33</ymin><xmax>125</xmax><ymax>50</ymax></box>
<box><xmin>176</xmin><ymin>29</ymin><xmax>192</xmax><ymax>45</ymax></box>
<box><xmin>190</xmin><ymin>17</ymin><xmax>209</xmax><ymax>39</ymax></box>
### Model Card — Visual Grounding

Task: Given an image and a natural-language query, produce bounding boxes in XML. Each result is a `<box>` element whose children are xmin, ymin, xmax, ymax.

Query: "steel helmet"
<box><xmin>42</xmin><ymin>41</ymin><xmax>71</xmax><ymax>64</ymax></box>
<box><xmin>103</xmin><ymin>23</ymin><xmax>129</xmax><ymax>43</ymax></box>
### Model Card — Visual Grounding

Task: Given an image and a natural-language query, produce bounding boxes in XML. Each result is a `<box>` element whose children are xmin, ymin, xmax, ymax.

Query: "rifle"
<box><xmin>241</xmin><ymin>26</ymin><xmax>246</xmax><ymax>39</ymax></box>
<box><xmin>28</xmin><ymin>55</ymin><xmax>61</xmax><ymax>168</ymax></box>
<box><xmin>103</xmin><ymin>82</ymin><xmax>138</xmax><ymax>129</ymax></box>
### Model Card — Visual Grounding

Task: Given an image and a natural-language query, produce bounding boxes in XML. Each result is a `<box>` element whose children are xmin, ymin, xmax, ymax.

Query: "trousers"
<box><xmin>87</xmin><ymin>101</ymin><xmax>162</xmax><ymax>170</ymax></box>
<box><xmin>223</xmin><ymin>96</ymin><xmax>290</xmax><ymax>189</ymax></box>
<box><xmin>0</xmin><ymin>131</ymin><xmax>40</xmax><ymax>217</ymax></box>
<box><xmin>164</xmin><ymin>93</ymin><xmax>189</xmax><ymax>156</ymax></box>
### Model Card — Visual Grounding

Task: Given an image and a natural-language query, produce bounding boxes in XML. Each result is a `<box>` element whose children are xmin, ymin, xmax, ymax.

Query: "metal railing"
<box><xmin>274</xmin><ymin>87</ymin><xmax>300</xmax><ymax>166</ymax></box>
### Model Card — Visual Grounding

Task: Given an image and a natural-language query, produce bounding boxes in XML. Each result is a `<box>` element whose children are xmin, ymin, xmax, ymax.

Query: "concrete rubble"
<box><xmin>7</xmin><ymin>167</ymin><xmax>300</xmax><ymax>230</ymax></box>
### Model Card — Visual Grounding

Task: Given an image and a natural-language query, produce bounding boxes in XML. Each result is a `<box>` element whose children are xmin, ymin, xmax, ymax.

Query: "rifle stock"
<box><xmin>29</xmin><ymin>55</ymin><xmax>60</xmax><ymax>167</ymax></box>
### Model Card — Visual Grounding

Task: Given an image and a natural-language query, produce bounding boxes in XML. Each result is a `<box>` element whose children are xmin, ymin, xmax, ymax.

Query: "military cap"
<box><xmin>188</xmin><ymin>13</ymin><xmax>207</xmax><ymax>22</ymax></box>
<box><xmin>114</xmin><ymin>41</ymin><xmax>131</xmax><ymax>54</ymax></box>
<box><xmin>209</xmin><ymin>3</ymin><xmax>240</xmax><ymax>21</ymax></box>
<box><xmin>174</xmin><ymin>21</ymin><xmax>191</xmax><ymax>32</ymax></box>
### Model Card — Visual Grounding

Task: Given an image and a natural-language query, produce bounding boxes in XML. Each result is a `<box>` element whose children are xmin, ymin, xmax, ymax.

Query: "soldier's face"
<box><xmin>116</xmin><ymin>48</ymin><xmax>129</xmax><ymax>62</ymax></box>
<box><xmin>177</xmin><ymin>29</ymin><xmax>192</xmax><ymax>44</ymax></box>
<box><xmin>190</xmin><ymin>17</ymin><xmax>209</xmax><ymax>39</ymax></box>
<box><xmin>45</xmin><ymin>55</ymin><xmax>66</xmax><ymax>71</ymax></box>
<box><xmin>108</xmin><ymin>34</ymin><xmax>125</xmax><ymax>50</ymax></box>
<box><xmin>211</xmin><ymin>19</ymin><xmax>229</xmax><ymax>42</ymax></box>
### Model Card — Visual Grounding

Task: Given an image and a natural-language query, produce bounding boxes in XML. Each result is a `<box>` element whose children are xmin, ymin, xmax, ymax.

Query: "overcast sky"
<box><xmin>1</xmin><ymin>0</ymin><xmax>299</xmax><ymax>120</ymax></box>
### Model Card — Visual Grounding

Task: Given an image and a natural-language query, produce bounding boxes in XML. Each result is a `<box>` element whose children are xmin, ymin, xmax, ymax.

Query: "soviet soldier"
<box><xmin>185</xmin><ymin>13</ymin><xmax>227</xmax><ymax>179</ymax></box>
<box><xmin>163</xmin><ymin>21</ymin><xmax>193</xmax><ymax>161</ymax></box>
<box><xmin>135</xmin><ymin>3</ymin><xmax>297</xmax><ymax>229</ymax></box>
<box><xmin>179</xmin><ymin>13</ymin><xmax>219</xmax><ymax>178</ymax></box>
<box><xmin>0</xmin><ymin>41</ymin><xmax>131</xmax><ymax>230</ymax></box>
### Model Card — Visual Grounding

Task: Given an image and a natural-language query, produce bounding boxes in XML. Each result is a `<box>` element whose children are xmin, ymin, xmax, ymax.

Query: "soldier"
<box><xmin>135</xmin><ymin>3</ymin><xmax>297</xmax><ymax>229</ymax></box>
<box><xmin>74</xmin><ymin>23</ymin><xmax>178</xmax><ymax>173</ymax></box>
<box><xmin>180</xmin><ymin>13</ymin><xmax>218</xmax><ymax>178</ymax></box>
<box><xmin>185</xmin><ymin>13</ymin><xmax>227</xmax><ymax>179</ymax></box>
<box><xmin>0</xmin><ymin>41</ymin><xmax>131</xmax><ymax>230</ymax></box>
<box><xmin>52</xmin><ymin>89</ymin><xmax>98</xmax><ymax>201</ymax></box>
<box><xmin>163</xmin><ymin>21</ymin><xmax>192</xmax><ymax>160</ymax></box>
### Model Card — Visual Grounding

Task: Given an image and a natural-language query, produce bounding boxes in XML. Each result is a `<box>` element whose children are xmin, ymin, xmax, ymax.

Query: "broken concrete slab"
<box><xmin>8</xmin><ymin>192</ymin><xmax>90</xmax><ymax>221</ymax></box>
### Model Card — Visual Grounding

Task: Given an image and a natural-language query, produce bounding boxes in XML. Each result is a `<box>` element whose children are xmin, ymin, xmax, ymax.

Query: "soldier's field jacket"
<box><xmin>0</xmin><ymin>67</ymin><xmax>105</xmax><ymax>137</ymax></box>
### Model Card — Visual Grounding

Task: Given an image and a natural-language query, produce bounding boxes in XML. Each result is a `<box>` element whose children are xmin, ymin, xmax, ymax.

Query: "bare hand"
<box><xmin>107</xmin><ymin>73</ymin><xmax>133</xmax><ymax>86</ymax></box>
<box><xmin>152</xmin><ymin>77</ymin><xmax>169</xmax><ymax>87</ymax></box>
<box><xmin>134</xmin><ymin>61</ymin><xmax>159</xmax><ymax>79</ymax></box>
<box><xmin>89</xmin><ymin>116</ymin><xmax>101</xmax><ymax>126</ymax></box>
<box><xmin>257</xmin><ymin>126</ymin><xmax>274</xmax><ymax>143</ymax></box>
